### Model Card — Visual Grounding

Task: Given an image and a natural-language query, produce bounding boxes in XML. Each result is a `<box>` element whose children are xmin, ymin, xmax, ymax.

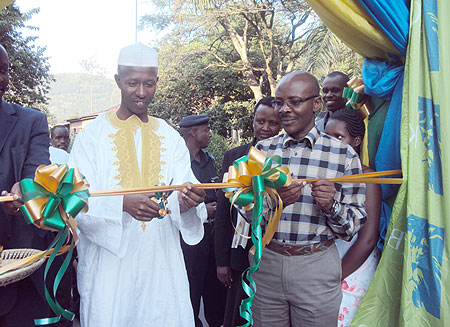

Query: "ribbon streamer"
<box><xmin>221</xmin><ymin>147</ymin><xmax>291</xmax><ymax>326</ymax></box>
<box><xmin>18</xmin><ymin>164</ymin><xmax>89</xmax><ymax>325</ymax></box>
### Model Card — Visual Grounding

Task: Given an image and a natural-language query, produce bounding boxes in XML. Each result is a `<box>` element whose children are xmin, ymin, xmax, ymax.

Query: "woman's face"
<box><xmin>325</xmin><ymin>118</ymin><xmax>360</xmax><ymax>151</ymax></box>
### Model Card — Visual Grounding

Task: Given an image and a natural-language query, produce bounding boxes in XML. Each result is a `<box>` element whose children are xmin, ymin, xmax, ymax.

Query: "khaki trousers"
<box><xmin>251</xmin><ymin>244</ymin><xmax>342</xmax><ymax>327</ymax></box>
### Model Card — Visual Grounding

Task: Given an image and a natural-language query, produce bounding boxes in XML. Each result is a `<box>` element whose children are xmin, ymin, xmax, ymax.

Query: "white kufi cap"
<box><xmin>117</xmin><ymin>42</ymin><xmax>158</xmax><ymax>67</ymax></box>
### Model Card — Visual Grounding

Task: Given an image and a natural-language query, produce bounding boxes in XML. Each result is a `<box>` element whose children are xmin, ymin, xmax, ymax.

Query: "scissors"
<box><xmin>155</xmin><ymin>178</ymin><xmax>174</xmax><ymax>219</ymax></box>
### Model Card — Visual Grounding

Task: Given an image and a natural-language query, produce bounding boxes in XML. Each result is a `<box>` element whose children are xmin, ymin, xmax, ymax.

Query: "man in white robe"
<box><xmin>68</xmin><ymin>43</ymin><xmax>207</xmax><ymax>327</ymax></box>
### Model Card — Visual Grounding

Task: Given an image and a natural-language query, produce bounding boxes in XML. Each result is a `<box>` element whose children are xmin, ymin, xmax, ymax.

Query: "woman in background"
<box><xmin>325</xmin><ymin>108</ymin><xmax>381</xmax><ymax>327</ymax></box>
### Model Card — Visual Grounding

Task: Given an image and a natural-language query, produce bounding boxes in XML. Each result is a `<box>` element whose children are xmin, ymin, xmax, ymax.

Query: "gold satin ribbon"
<box><xmin>222</xmin><ymin>147</ymin><xmax>292</xmax><ymax>250</ymax></box>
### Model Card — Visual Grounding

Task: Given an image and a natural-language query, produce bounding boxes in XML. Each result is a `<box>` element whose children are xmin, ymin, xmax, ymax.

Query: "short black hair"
<box><xmin>50</xmin><ymin>125</ymin><xmax>69</xmax><ymax>138</ymax></box>
<box><xmin>253</xmin><ymin>96</ymin><xmax>274</xmax><ymax>115</ymax></box>
<box><xmin>328</xmin><ymin>108</ymin><xmax>365</xmax><ymax>138</ymax></box>
<box><xmin>324</xmin><ymin>71</ymin><xmax>350</xmax><ymax>83</ymax></box>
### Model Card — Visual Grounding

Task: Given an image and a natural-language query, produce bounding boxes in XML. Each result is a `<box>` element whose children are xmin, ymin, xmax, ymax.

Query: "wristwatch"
<box><xmin>327</xmin><ymin>199</ymin><xmax>340</xmax><ymax>216</ymax></box>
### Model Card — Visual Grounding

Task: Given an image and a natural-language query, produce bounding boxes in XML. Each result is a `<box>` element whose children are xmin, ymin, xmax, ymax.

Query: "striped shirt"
<box><xmin>256</xmin><ymin>126</ymin><xmax>366</xmax><ymax>245</ymax></box>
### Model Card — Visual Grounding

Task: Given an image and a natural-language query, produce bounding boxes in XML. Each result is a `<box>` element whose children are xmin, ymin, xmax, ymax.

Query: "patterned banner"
<box><xmin>352</xmin><ymin>1</ymin><xmax>449</xmax><ymax>326</ymax></box>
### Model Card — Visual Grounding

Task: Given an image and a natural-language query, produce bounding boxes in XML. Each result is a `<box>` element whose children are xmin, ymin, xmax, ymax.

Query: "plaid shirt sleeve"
<box><xmin>324</xmin><ymin>153</ymin><xmax>367</xmax><ymax>240</ymax></box>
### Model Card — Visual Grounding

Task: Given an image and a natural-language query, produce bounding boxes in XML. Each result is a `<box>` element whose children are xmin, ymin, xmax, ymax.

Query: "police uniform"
<box><xmin>179</xmin><ymin>115</ymin><xmax>226</xmax><ymax>327</ymax></box>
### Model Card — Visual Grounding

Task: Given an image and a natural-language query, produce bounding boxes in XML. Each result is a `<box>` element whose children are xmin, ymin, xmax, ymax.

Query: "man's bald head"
<box><xmin>276</xmin><ymin>71</ymin><xmax>320</xmax><ymax>96</ymax></box>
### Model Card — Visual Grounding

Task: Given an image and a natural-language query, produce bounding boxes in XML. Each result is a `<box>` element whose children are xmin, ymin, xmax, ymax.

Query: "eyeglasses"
<box><xmin>272</xmin><ymin>95</ymin><xmax>319</xmax><ymax>110</ymax></box>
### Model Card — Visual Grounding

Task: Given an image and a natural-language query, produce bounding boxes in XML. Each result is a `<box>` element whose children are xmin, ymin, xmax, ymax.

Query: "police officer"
<box><xmin>179</xmin><ymin>115</ymin><xmax>226</xmax><ymax>327</ymax></box>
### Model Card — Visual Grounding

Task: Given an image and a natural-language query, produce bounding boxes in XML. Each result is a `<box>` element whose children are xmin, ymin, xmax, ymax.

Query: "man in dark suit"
<box><xmin>214</xmin><ymin>96</ymin><xmax>281</xmax><ymax>327</ymax></box>
<box><xmin>0</xmin><ymin>43</ymin><xmax>54</xmax><ymax>326</ymax></box>
<box><xmin>179</xmin><ymin>114</ymin><xmax>226</xmax><ymax>327</ymax></box>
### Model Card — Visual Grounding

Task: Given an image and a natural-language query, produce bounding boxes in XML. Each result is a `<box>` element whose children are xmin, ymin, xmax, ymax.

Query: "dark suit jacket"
<box><xmin>0</xmin><ymin>99</ymin><xmax>52</xmax><ymax>315</ymax></box>
<box><xmin>214</xmin><ymin>141</ymin><xmax>254</xmax><ymax>272</ymax></box>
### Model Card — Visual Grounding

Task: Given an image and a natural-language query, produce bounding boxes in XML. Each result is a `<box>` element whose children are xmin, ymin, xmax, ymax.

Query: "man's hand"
<box><xmin>1</xmin><ymin>182</ymin><xmax>23</xmax><ymax>215</ymax></box>
<box><xmin>217</xmin><ymin>266</ymin><xmax>232</xmax><ymax>288</ymax></box>
<box><xmin>310</xmin><ymin>180</ymin><xmax>336</xmax><ymax>212</ymax></box>
<box><xmin>277</xmin><ymin>181</ymin><xmax>307</xmax><ymax>207</ymax></box>
<box><xmin>178</xmin><ymin>183</ymin><xmax>205</xmax><ymax>213</ymax></box>
<box><xmin>123</xmin><ymin>193</ymin><xmax>168</xmax><ymax>221</ymax></box>
<box><xmin>206</xmin><ymin>201</ymin><xmax>217</xmax><ymax>219</ymax></box>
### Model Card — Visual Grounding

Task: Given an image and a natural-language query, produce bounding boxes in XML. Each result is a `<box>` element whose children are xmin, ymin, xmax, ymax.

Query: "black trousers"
<box><xmin>181</xmin><ymin>223</ymin><xmax>227</xmax><ymax>327</ymax></box>
<box><xmin>223</xmin><ymin>269</ymin><xmax>248</xmax><ymax>327</ymax></box>
<box><xmin>0</xmin><ymin>277</ymin><xmax>50</xmax><ymax>327</ymax></box>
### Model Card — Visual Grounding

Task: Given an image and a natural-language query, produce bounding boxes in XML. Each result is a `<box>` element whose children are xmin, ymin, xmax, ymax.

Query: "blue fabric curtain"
<box><xmin>362</xmin><ymin>58</ymin><xmax>404</xmax><ymax>201</ymax></box>
<box><xmin>358</xmin><ymin>0</ymin><xmax>410</xmax><ymax>57</ymax></box>
<box><xmin>362</xmin><ymin>58</ymin><xmax>404</xmax><ymax>251</ymax></box>
<box><xmin>358</xmin><ymin>0</ymin><xmax>410</xmax><ymax>250</ymax></box>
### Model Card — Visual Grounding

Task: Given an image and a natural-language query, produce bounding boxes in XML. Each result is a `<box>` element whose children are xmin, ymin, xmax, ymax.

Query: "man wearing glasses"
<box><xmin>250</xmin><ymin>71</ymin><xmax>367</xmax><ymax>326</ymax></box>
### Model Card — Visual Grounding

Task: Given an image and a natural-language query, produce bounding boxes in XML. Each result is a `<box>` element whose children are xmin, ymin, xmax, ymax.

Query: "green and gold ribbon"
<box><xmin>0</xmin><ymin>160</ymin><xmax>403</xmax><ymax>326</ymax></box>
<box><xmin>19</xmin><ymin>164</ymin><xmax>89</xmax><ymax>325</ymax></box>
<box><xmin>343</xmin><ymin>77</ymin><xmax>370</xmax><ymax>118</ymax></box>
<box><xmin>20</xmin><ymin>164</ymin><xmax>89</xmax><ymax>230</ymax></box>
<box><xmin>222</xmin><ymin>147</ymin><xmax>291</xmax><ymax>326</ymax></box>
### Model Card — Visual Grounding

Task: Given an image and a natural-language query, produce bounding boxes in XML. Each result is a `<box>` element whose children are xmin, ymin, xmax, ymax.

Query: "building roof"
<box><xmin>66</xmin><ymin>105</ymin><xmax>119</xmax><ymax>123</ymax></box>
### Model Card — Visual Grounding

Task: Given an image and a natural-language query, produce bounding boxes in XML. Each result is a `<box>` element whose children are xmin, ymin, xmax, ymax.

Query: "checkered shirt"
<box><xmin>256</xmin><ymin>126</ymin><xmax>367</xmax><ymax>244</ymax></box>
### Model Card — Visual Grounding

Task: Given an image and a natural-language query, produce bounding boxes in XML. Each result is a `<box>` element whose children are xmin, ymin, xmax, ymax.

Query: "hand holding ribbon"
<box><xmin>343</xmin><ymin>77</ymin><xmax>371</xmax><ymax>118</ymax></box>
<box><xmin>20</xmin><ymin>164</ymin><xmax>89</xmax><ymax>231</ymax></box>
<box><xmin>19</xmin><ymin>164</ymin><xmax>89</xmax><ymax>325</ymax></box>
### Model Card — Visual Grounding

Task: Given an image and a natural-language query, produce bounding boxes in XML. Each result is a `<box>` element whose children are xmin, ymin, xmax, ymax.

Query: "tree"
<box><xmin>0</xmin><ymin>4</ymin><xmax>53</xmax><ymax>110</ymax></box>
<box><xmin>141</xmin><ymin>1</ymin><xmax>360</xmax><ymax>160</ymax></box>
<box><xmin>298</xmin><ymin>23</ymin><xmax>361</xmax><ymax>81</ymax></box>
<box><xmin>142</xmin><ymin>0</ymin><xmax>319</xmax><ymax>101</ymax></box>
<box><xmin>148</xmin><ymin>36</ymin><xmax>253</xmax><ymax>131</ymax></box>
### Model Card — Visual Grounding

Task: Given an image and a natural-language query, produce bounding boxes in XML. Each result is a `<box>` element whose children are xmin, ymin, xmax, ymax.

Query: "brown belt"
<box><xmin>266</xmin><ymin>239</ymin><xmax>334</xmax><ymax>256</ymax></box>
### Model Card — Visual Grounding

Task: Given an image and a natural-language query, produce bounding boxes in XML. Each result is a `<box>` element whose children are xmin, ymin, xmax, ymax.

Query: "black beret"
<box><xmin>179</xmin><ymin>115</ymin><xmax>210</xmax><ymax>128</ymax></box>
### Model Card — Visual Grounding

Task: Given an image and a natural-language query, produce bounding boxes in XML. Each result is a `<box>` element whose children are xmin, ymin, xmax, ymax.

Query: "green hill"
<box><xmin>47</xmin><ymin>73</ymin><xmax>121</xmax><ymax>123</ymax></box>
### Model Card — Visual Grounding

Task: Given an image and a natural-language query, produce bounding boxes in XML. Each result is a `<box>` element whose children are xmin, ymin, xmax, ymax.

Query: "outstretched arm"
<box><xmin>340</xmin><ymin>181</ymin><xmax>381</xmax><ymax>280</ymax></box>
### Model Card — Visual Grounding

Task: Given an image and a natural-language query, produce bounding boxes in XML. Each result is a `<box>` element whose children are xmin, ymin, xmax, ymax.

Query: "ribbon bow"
<box><xmin>342</xmin><ymin>77</ymin><xmax>371</xmax><ymax>118</ymax></box>
<box><xmin>19</xmin><ymin>164</ymin><xmax>89</xmax><ymax>325</ymax></box>
<box><xmin>222</xmin><ymin>147</ymin><xmax>291</xmax><ymax>326</ymax></box>
<box><xmin>20</xmin><ymin>164</ymin><xmax>89</xmax><ymax>230</ymax></box>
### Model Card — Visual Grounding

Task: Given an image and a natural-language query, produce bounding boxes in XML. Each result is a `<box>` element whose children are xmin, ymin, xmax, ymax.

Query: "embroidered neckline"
<box><xmin>106</xmin><ymin>111</ymin><xmax>162</xmax><ymax>188</ymax></box>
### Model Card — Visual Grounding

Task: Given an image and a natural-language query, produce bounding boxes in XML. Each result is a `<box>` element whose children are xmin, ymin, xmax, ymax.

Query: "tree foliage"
<box><xmin>0</xmin><ymin>4</ymin><xmax>53</xmax><ymax>110</ymax></box>
<box><xmin>148</xmin><ymin>36</ymin><xmax>254</xmax><ymax>138</ymax></box>
<box><xmin>205</xmin><ymin>132</ymin><xmax>234</xmax><ymax>173</ymax></box>
<box><xmin>141</xmin><ymin>0</ymin><xmax>360</xmax><ymax>158</ymax></box>
<box><xmin>299</xmin><ymin>23</ymin><xmax>361</xmax><ymax>81</ymax></box>
<box><xmin>142</xmin><ymin>0</ymin><xmax>319</xmax><ymax>100</ymax></box>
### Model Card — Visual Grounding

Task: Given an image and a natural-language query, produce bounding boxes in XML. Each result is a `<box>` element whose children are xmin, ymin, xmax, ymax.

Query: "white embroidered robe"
<box><xmin>68</xmin><ymin>112</ymin><xmax>206</xmax><ymax>327</ymax></box>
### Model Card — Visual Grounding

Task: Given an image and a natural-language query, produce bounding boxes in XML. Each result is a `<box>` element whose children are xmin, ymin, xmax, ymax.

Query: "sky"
<box><xmin>15</xmin><ymin>0</ymin><xmax>159</xmax><ymax>77</ymax></box>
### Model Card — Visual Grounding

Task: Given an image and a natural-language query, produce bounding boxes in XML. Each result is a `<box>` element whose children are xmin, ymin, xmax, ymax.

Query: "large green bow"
<box><xmin>20</xmin><ymin>164</ymin><xmax>89</xmax><ymax>231</ymax></box>
<box><xmin>223</xmin><ymin>146</ymin><xmax>290</xmax><ymax>207</ymax></box>
<box><xmin>222</xmin><ymin>147</ymin><xmax>291</xmax><ymax>326</ymax></box>
<box><xmin>19</xmin><ymin>164</ymin><xmax>89</xmax><ymax>325</ymax></box>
